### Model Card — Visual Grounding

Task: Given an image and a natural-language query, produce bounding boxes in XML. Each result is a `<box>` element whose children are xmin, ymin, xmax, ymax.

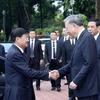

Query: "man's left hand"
<box><xmin>69</xmin><ymin>81</ymin><xmax>77</xmax><ymax>89</ymax></box>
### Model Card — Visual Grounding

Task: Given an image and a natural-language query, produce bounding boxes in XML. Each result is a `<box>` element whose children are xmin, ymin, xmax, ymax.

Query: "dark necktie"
<box><xmin>30</xmin><ymin>39</ymin><xmax>34</xmax><ymax>57</ymax></box>
<box><xmin>72</xmin><ymin>40</ymin><xmax>74</xmax><ymax>46</ymax></box>
<box><xmin>75</xmin><ymin>37</ymin><xmax>77</xmax><ymax>44</ymax></box>
<box><xmin>64</xmin><ymin>37</ymin><xmax>67</xmax><ymax>41</ymax></box>
<box><xmin>71</xmin><ymin>39</ymin><xmax>75</xmax><ymax>50</ymax></box>
<box><xmin>53</xmin><ymin>42</ymin><xmax>56</xmax><ymax>59</ymax></box>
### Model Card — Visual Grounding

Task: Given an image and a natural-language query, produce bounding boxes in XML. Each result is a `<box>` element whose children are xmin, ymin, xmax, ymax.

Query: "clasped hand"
<box><xmin>49</xmin><ymin>70</ymin><xmax>60</xmax><ymax>80</ymax></box>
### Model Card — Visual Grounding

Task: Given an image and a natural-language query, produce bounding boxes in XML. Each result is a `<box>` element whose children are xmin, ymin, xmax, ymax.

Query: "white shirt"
<box><xmin>64</xmin><ymin>36</ymin><xmax>69</xmax><ymax>41</ymax></box>
<box><xmin>14</xmin><ymin>44</ymin><xmax>24</xmax><ymax>53</ymax></box>
<box><xmin>94</xmin><ymin>33</ymin><xmax>100</xmax><ymax>40</ymax></box>
<box><xmin>30</xmin><ymin>38</ymin><xmax>35</xmax><ymax>57</ymax></box>
<box><xmin>70</xmin><ymin>38</ymin><xmax>75</xmax><ymax>45</ymax></box>
<box><xmin>57</xmin><ymin>37</ymin><xmax>60</xmax><ymax>41</ymax></box>
<box><xmin>77</xmin><ymin>28</ymin><xmax>85</xmax><ymax>40</ymax></box>
<box><xmin>51</xmin><ymin>40</ymin><xmax>57</xmax><ymax>59</ymax></box>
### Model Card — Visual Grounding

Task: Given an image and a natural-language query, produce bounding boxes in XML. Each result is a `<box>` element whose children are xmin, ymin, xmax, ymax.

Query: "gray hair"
<box><xmin>64</xmin><ymin>15</ymin><xmax>83</xmax><ymax>26</ymax></box>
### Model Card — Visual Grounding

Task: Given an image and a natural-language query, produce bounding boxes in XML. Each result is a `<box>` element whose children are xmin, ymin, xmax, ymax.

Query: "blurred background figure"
<box><xmin>25</xmin><ymin>30</ymin><xmax>44</xmax><ymax>90</ymax></box>
<box><xmin>63</xmin><ymin>32</ymin><xmax>76</xmax><ymax>100</ymax></box>
<box><xmin>87</xmin><ymin>18</ymin><xmax>100</xmax><ymax>100</ymax></box>
<box><xmin>45</xmin><ymin>31</ymin><xmax>63</xmax><ymax>92</ymax></box>
<box><xmin>55</xmin><ymin>30</ymin><xmax>61</xmax><ymax>41</ymax></box>
<box><xmin>60</xmin><ymin>28</ymin><xmax>69</xmax><ymax>42</ymax></box>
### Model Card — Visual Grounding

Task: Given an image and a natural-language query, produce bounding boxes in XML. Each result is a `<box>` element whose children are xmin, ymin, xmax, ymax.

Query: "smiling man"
<box><xmin>52</xmin><ymin>15</ymin><xmax>99</xmax><ymax>100</ymax></box>
<box><xmin>3</xmin><ymin>28</ymin><xmax>58</xmax><ymax>100</ymax></box>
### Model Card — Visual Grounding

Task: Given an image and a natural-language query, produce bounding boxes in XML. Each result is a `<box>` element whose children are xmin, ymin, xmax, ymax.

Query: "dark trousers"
<box><xmin>51</xmin><ymin>78</ymin><xmax>61</xmax><ymax>88</ymax></box>
<box><xmin>78</xmin><ymin>94</ymin><xmax>98</xmax><ymax>100</ymax></box>
<box><xmin>29</xmin><ymin>57</ymin><xmax>40</xmax><ymax>88</ymax></box>
<box><xmin>67</xmin><ymin>73</ymin><xmax>75</xmax><ymax>100</ymax></box>
<box><xmin>50</xmin><ymin>59</ymin><xmax>61</xmax><ymax>88</ymax></box>
<box><xmin>68</xmin><ymin>88</ymin><xmax>75</xmax><ymax>100</ymax></box>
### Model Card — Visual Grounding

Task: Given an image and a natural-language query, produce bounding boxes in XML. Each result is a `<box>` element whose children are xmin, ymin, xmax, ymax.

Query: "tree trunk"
<box><xmin>95</xmin><ymin>0</ymin><xmax>100</xmax><ymax>20</ymax></box>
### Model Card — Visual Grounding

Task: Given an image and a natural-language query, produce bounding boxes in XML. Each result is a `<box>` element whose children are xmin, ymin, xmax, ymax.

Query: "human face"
<box><xmin>62</xmin><ymin>28</ymin><xmax>68</xmax><ymax>36</ymax></box>
<box><xmin>16</xmin><ymin>34</ymin><xmax>29</xmax><ymax>49</ymax></box>
<box><xmin>55</xmin><ymin>30</ymin><xmax>60</xmax><ymax>37</ymax></box>
<box><xmin>29</xmin><ymin>31</ymin><xmax>36</xmax><ymax>39</ymax></box>
<box><xmin>65</xmin><ymin>22</ymin><xmax>76</xmax><ymax>37</ymax></box>
<box><xmin>50</xmin><ymin>32</ymin><xmax>57</xmax><ymax>41</ymax></box>
<box><xmin>87</xmin><ymin>22</ymin><xmax>98</xmax><ymax>35</ymax></box>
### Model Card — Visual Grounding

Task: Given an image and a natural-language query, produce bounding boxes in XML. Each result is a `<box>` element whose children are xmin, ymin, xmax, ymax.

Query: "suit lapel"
<box><xmin>71</xmin><ymin>30</ymin><xmax>86</xmax><ymax>59</ymax></box>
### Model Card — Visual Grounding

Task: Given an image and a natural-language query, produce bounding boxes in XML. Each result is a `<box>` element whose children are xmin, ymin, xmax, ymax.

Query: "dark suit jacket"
<box><xmin>58</xmin><ymin>30</ymin><xmax>99</xmax><ymax>97</ymax></box>
<box><xmin>0</xmin><ymin>44</ymin><xmax>5</xmax><ymax>74</ymax></box>
<box><xmin>45</xmin><ymin>40</ymin><xmax>63</xmax><ymax>69</ymax></box>
<box><xmin>96</xmin><ymin>34</ymin><xmax>100</xmax><ymax>66</ymax></box>
<box><xmin>0</xmin><ymin>44</ymin><xmax>5</xmax><ymax>57</ymax></box>
<box><xmin>60</xmin><ymin>37</ymin><xmax>64</xmax><ymax>42</ymax></box>
<box><xmin>96</xmin><ymin>34</ymin><xmax>100</xmax><ymax>91</ymax></box>
<box><xmin>4</xmin><ymin>44</ymin><xmax>49</xmax><ymax>100</ymax></box>
<box><xmin>63</xmin><ymin>39</ymin><xmax>75</xmax><ymax>64</ymax></box>
<box><xmin>25</xmin><ymin>38</ymin><xmax>43</xmax><ymax>63</ymax></box>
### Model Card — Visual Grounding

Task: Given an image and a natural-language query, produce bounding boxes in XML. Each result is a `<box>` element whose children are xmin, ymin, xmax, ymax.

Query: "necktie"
<box><xmin>30</xmin><ymin>39</ymin><xmax>34</xmax><ymax>57</ymax></box>
<box><xmin>53</xmin><ymin>42</ymin><xmax>56</xmax><ymax>59</ymax></box>
<box><xmin>75</xmin><ymin>37</ymin><xmax>77</xmax><ymax>44</ymax></box>
<box><xmin>72</xmin><ymin>40</ymin><xmax>74</xmax><ymax>46</ymax></box>
<box><xmin>64</xmin><ymin>37</ymin><xmax>67</xmax><ymax>41</ymax></box>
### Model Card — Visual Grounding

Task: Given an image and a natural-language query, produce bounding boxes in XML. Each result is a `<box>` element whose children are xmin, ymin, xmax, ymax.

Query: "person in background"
<box><xmin>0</xmin><ymin>44</ymin><xmax>5</xmax><ymax>74</ymax></box>
<box><xmin>4</xmin><ymin>28</ymin><xmax>57</xmax><ymax>100</ymax></box>
<box><xmin>25</xmin><ymin>30</ymin><xmax>44</xmax><ymax>90</ymax></box>
<box><xmin>60</xmin><ymin>28</ymin><xmax>69</xmax><ymax>42</ymax></box>
<box><xmin>55</xmin><ymin>30</ymin><xmax>61</xmax><ymax>41</ymax></box>
<box><xmin>63</xmin><ymin>34</ymin><xmax>76</xmax><ymax>100</ymax></box>
<box><xmin>0</xmin><ymin>44</ymin><xmax>5</xmax><ymax>57</ymax></box>
<box><xmin>45</xmin><ymin>31</ymin><xmax>63</xmax><ymax>92</ymax></box>
<box><xmin>87</xmin><ymin>18</ymin><xmax>100</xmax><ymax>100</ymax></box>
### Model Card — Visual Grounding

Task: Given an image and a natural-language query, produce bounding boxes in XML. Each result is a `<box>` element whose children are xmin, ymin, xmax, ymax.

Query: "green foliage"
<box><xmin>0</xmin><ymin>0</ymin><xmax>97</xmax><ymax>41</ymax></box>
<box><xmin>74</xmin><ymin>0</ymin><xmax>95</xmax><ymax>18</ymax></box>
<box><xmin>78</xmin><ymin>14</ymin><xmax>88</xmax><ymax>28</ymax></box>
<box><xmin>36</xmin><ymin>25</ymin><xmax>63</xmax><ymax>35</ymax></box>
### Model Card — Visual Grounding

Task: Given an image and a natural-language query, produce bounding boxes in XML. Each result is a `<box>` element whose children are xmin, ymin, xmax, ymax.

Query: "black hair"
<box><xmin>11</xmin><ymin>28</ymin><xmax>28</xmax><ymax>42</ymax></box>
<box><xmin>51</xmin><ymin>31</ymin><xmax>57</xmax><ymax>35</ymax></box>
<box><xmin>88</xmin><ymin>18</ymin><xmax>99</xmax><ymax>27</ymax></box>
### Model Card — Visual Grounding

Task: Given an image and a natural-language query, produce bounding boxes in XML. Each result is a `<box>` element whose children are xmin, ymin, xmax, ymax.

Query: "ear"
<box><xmin>16</xmin><ymin>37</ymin><xmax>20</xmax><ymax>42</ymax></box>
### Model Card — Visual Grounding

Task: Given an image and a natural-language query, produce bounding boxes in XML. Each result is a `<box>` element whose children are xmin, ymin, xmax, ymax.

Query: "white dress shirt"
<box><xmin>51</xmin><ymin>40</ymin><xmax>57</xmax><ymax>59</ymax></box>
<box><xmin>94</xmin><ymin>33</ymin><xmax>100</xmax><ymax>40</ymax></box>
<box><xmin>30</xmin><ymin>38</ymin><xmax>35</xmax><ymax>57</ymax></box>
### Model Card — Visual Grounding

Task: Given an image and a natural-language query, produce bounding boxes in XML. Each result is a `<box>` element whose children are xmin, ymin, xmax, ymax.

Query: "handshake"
<box><xmin>49</xmin><ymin>70</ymin><xmax>60</xmax><ymax>80</ymax></box>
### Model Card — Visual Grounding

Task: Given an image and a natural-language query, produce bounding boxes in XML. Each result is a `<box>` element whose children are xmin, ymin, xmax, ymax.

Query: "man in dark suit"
<box><xmin>0</xmin><ymin>44</ymin><xmax>5</xmax><ymax>100</ymax></box>
<box><xmin>87</xmin><ymin>18</ymin><xmax>100</xmax><ymax>100</ymax></box>
<box><xmin>55</xmin><ymin>30</ymin><xmax>61</xmax><ymax>41</ymax></box>
<box><xmin>63</xmin><ymin>35</ymin><xmax>76</xmax><ymax>100</ymax></box>
<box><xmin>0</xmin><ymin>44</ymin><xmax>5</xmax><ymax>58</ymax></box>
<box><xmin>25</xmin><ymin>30</ymin><xmax>43</xmax><ymax>90</ymax></box>
<box><xmin>60</xmin><ymin>28</ymin><xmax>69</xmax><ymax>81</ymax></box>
<box><xmin>60</xmin><ymin>28</ymin><xmax>69</xmax><ymax>42</ymax></box>
<box><xmin>52</xmin><ymin>15</ymin><xmax>99</xmax><ymax>100</ymax></box>
<box><xmin>0</xmin><ymin>44</ymin><xmax>5</xmax><ymax>73</ymax></box>
<box><xmin>3</xmin><ymin>28</ymin><xmax>57</xmax><ymax>100</ymax></box>
<box><xmin>45</xmin><ymin>31</ymin><xmax>63</xmax><ymax>92</ymax></box>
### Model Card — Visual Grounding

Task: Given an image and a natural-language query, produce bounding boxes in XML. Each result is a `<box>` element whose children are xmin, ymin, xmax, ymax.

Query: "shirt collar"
<box><xmin>14</xmin><ymin>44</ymin><xmax>24</xmax><ymax>53</ymax></box>
<box><xmin>51</xmin><ymin>40</ymin><xmax>57</xmax><ymax>43</ymax></box>
<box><xmin>94</xmin><ymin>33</ymin><xmax>100</xmax><ymax>40</ymax></box>
<box><xmin>77</xmin><ymin>28</ymin><xmax>85</xmax><ymax>40</ymax></box>
<box><xmin>64</xmin><ymin>36</ymin><xmax>69</xmax><ymax>40</ymax></box>
<box><xmin>30</xmin><ymin>38</ymin><xmax>35</xmax><ymax>41</ymax></box>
